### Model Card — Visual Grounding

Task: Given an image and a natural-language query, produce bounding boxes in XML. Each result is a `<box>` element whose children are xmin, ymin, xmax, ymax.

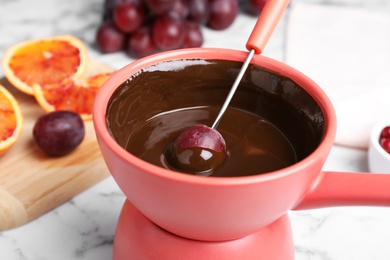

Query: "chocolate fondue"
<box><xmin>106</xmin><ymin>59</ymin><xmax>324</xmax><ymax>177</ymax></box>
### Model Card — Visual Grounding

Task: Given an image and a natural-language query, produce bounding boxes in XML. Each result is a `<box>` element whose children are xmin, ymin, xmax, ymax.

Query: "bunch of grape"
<box><xmin>95</xmin><ymin>0</ymin><xmax>267</xmax><ymax>59</ymax></box>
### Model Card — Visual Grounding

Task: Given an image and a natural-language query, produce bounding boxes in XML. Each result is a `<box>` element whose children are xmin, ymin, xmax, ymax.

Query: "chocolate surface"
<box><xmin>106</xmin><ymin>59</ymin><xmax>325</xmax><ymax>177</ymax></box>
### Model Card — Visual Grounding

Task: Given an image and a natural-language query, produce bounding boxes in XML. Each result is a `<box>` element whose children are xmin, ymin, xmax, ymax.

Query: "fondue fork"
<box><xmin>211</xmin><ymin>0</ymin><xmax>290</xmax><ymax>129</ymax></box>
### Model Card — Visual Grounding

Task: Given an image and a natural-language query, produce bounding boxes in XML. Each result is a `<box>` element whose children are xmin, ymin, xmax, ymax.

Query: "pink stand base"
<box><xmin>113</xmin><ymin>200</ymin><xmax>295</xmax><ymax>260</ymax></box>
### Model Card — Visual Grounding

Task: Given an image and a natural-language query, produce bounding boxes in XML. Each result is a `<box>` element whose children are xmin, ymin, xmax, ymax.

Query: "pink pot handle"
<box><xmin>294</xmin><ymin>171</ymin><xmax>390</xmax><ymax>210</ymax></box>
<box><xmin>246</xmin><ymin>0</ymin><xmax>290</xmax><ymax>54</ymax></box>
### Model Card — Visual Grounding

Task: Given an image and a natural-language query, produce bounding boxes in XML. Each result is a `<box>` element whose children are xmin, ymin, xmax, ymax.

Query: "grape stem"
<box><xmin>211</xmin><ymin>49</ymin><xmax>255</xmax><ymax>129</ymax></box>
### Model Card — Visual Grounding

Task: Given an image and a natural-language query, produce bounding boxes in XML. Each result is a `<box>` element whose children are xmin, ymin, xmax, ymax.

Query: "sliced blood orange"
<box><xmin>0</xmin><ymin>84</ymin><xmax>23</xmax><ymax>155</ymax></box>
<box><xmin>2</xmin><ymin>35</ymin><xmax>88</xmax><ymax>95</ymax></box>
<box><xmin>33</xmin><ymin>72</ymin><xmax>112</xmax><ymax>120</ymax></box>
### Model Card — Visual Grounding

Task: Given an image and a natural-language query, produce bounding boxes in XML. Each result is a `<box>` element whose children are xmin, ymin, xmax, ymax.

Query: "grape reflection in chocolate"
<box><xmin>165</xmin><ymin>124</ymin><xmax>227</xmax><ymax>176</ymax></box>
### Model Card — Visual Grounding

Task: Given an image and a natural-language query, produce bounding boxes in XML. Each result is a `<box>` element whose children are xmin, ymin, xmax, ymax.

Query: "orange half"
<box><xmin>0</xmin><ymin>84</ymin><xmax>23</xmax><ymax>155</ymax></box>
<box><xmin>2</xmin><ymin>35</ymin><xmax>88</xmax><ymax>95</ymax></box>
<box><xmin>33</xmin><ymin>72</ymin><xmax>112</xmax><ymax>120</ymax></box>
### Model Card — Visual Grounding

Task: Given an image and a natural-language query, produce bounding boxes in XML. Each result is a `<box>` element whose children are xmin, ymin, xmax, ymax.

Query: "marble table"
<box><xmin>1</xmin><ymin>0</ymin><xmax>390</xmax><ymax>259</ymax></box>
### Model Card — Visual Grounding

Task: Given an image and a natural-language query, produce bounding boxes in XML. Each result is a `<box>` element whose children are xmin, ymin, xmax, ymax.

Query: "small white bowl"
<box><xmin>368</xmin><ymin>119</ymin><xmax>390</xmax><ymax>173</ymax></box>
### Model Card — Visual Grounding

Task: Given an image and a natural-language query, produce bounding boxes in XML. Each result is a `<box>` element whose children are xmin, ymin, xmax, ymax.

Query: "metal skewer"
<box><xmin>211</xmin><ymin>49</ymin><xmax>255</xmax><ymax>129</ymax></box>
<box><xmin>210</xmin><ymin>0</ymin><xmax>290</xmax><ymax>130</ymax></box>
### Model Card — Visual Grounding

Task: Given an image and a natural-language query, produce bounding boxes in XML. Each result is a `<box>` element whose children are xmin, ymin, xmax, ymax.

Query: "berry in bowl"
<box><xmin>368</xmin><ymin>120</ymin><xmax>390</xmax><ymax>173</ymax></box>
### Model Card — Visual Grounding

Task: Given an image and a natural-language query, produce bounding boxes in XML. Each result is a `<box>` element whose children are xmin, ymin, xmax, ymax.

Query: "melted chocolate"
<box><xmin>106</xmin><ymin>59</ymin><xmax>324</xmax><ymax>177</ymax></box>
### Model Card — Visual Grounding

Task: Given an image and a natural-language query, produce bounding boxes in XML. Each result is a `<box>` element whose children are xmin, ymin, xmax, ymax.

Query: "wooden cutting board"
<box><xmin>0</xmin><ymin>60</ymin><xmax>114</xmax><ymax>231</ymax></box>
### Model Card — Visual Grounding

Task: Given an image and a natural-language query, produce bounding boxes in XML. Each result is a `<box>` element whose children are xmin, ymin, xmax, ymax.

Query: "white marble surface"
<box><xmin>1</xmin><ymin>0</ymin><xmax>390</xmax><ymax>259</ymax></box>
<box><xmin>286</xmin><ymin>2</ymin><xmax>390</xmax><ymax>149</ymax></box>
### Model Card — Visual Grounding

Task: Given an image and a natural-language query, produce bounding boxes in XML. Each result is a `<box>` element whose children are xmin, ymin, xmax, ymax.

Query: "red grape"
<box><xmin>380</xmin><ymin>126</ymin><xmax>390</xmax><ymax>139</ymax></box>
<box><xmin>188</xmin><ymin>0</ymin><xmax>209</xmax><ymax>24</ymax></box>
<box><xmin>145</xmin><ymin>0</ymin><xmax>177</xmax><ymax>14</ymax></box>
<box><xmin>250</xmin><ymin>0</ymin><xmax>267</xmax><ymax>14</ymax></box>
<box><xmin>379</xmin><ymin>126</ymin><xmax>390</xmax><ymax>154</ymax></box>
<box><xmin>166</xmin><ymin>124</ymin><xmax>227</xmax><ymax>174</ymax></box>
<box><xmin>33</xmin><ymin>111</ymin><xmax>85</xmax><ymax>157</ymax></box>
<box><xmin>97</xmin><ymin>0</ymin><xmax>266</xmax><ymax>58</ymax></box>
<box><xmin>96</xmin><ymin>21</ymin><xmax>126</xmax><ymax>53</ymax></box>
<box><xmin>380</xmin><ymin>138</ymin><xmax>390</xmax><ymax>154</ymax></box>
<box><xmin>169</xmin><ymin>0</ymin><xmax>190</xmax><ymax>19</ymax></box>
<box><xmin>103</xmin><ymin>0</ymin><xmax>118</xmax><ymax>21</ymax></box>
<box><xmin>152</xmin><ymin>14</ymin><xmax>185</xmax><ymax>50</ymax></box>
<box><xmin>182</xmin><ymin>21</ymin><xmax>203</xmax><ymax>48</ymax></box>
<box><xmin>113</xmin><ymin>1</ymin><xmax>146</xmax><ymax>33</ymax></box>
<box><xmin>207</xmin><ymin>0</ymin><xmax>238</xmax><ymax>30</ymax></box>
<box><xmin>127</xmin><ymin>26</ymin><xmax>158</xmax><ymax>58</ymax></box>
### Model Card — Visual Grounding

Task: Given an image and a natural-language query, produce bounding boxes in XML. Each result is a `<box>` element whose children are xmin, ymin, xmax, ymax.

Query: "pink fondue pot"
<box><xmin>93</xmin><ymin>47</ymin><xmax>390</xmax><ymax>259</ymax></box>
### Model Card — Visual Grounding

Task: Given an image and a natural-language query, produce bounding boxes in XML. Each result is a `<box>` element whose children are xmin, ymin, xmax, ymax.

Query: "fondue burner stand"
<box><xmin>113</xmin><ymin>200</ymin><xmax>295</xmax><ymax>259</ymax></box>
